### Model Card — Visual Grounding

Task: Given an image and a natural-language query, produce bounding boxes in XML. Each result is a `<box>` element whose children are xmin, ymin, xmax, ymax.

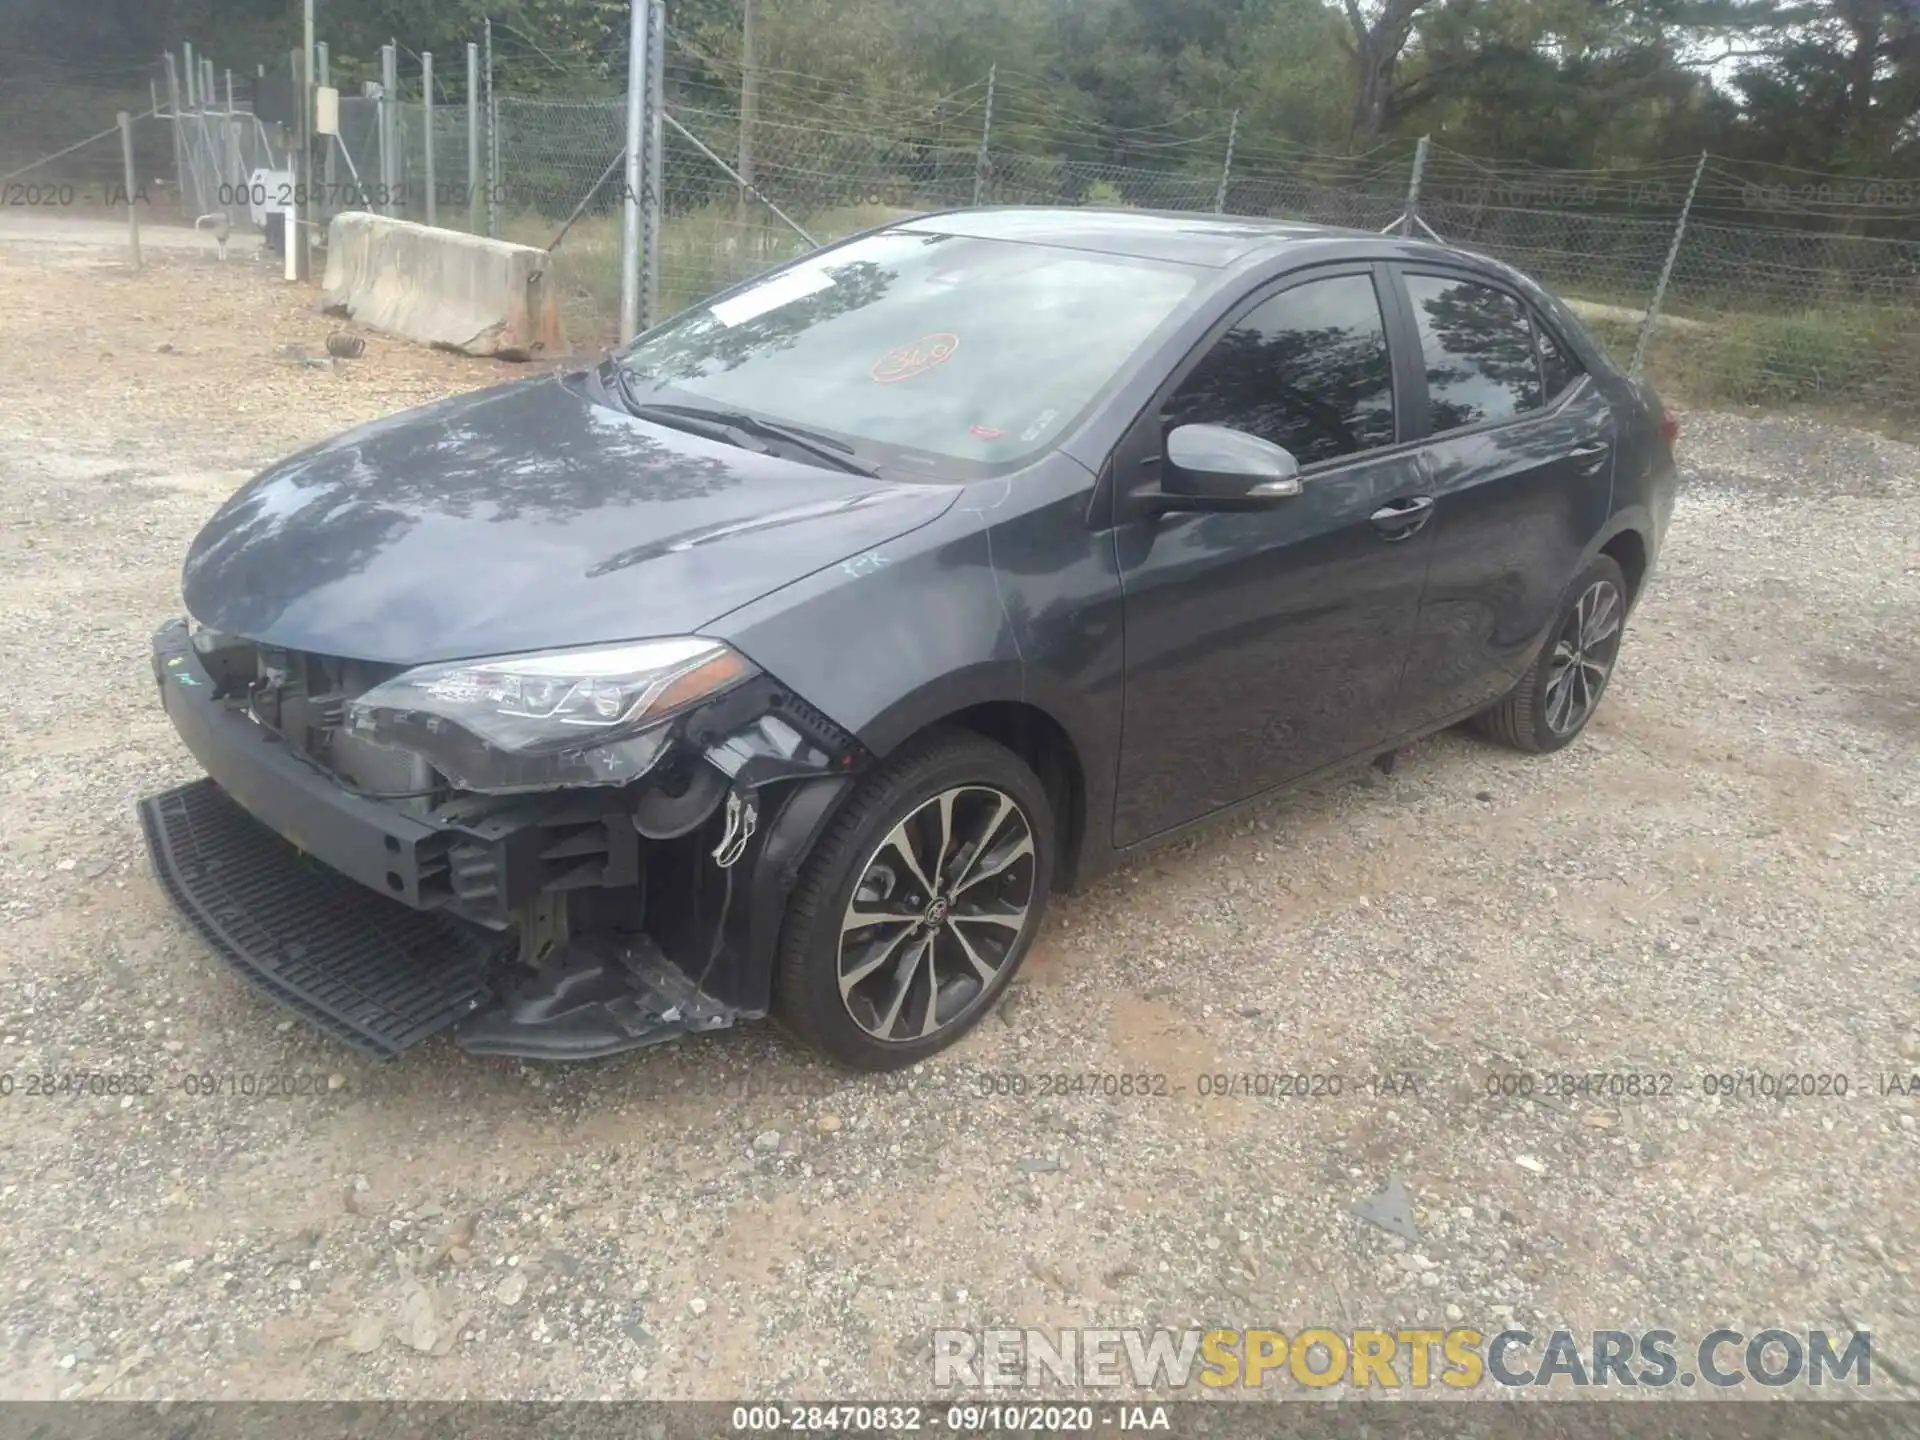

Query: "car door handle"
<box><xmin>1370</xmin><ymin>495</ymin><xmax>1434</xmax><ymax>540</ymax></box>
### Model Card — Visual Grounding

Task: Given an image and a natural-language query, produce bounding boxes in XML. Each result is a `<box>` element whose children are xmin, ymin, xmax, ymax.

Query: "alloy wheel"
<box><xmin>837</xmin><ymin>785</ymin><xmax>1036</xmax><ymax>1043</ymax></box>
<box><xmin>1543</xmin><ymin>578</ymin><xmax>1624</xmax><ymax>736</ymax></box>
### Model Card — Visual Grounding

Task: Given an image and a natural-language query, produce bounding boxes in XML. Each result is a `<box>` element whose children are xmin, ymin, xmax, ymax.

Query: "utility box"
<box><xmin>248</xmin><ymin>167</ymin><xmax>296</xmax><ymax>229</ymax></box>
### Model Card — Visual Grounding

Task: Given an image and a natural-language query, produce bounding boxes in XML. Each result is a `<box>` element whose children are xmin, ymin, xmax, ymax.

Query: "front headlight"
<box><xmin>345</xmin><ymin>638</ymin><xmax>758</xmax><ymax>793</ymax></box>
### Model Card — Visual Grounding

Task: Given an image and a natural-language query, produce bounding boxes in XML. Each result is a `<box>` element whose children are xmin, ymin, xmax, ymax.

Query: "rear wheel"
<box><xmin>774</xmin><ymin>728</ymin><xmax>1054</xmax><ymax>1070</ymax></box>
<box><xmin>1473</xmin><ymin>554</ymin><xmax>1628</xmax><ymax>754</ymax></box>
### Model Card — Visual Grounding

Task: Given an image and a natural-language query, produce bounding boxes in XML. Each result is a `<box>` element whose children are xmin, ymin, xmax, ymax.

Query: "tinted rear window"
<box><xmin>1404</xmin><ymin>273</ymin><xmax>1543</xmax><ymax>433</ymax></box>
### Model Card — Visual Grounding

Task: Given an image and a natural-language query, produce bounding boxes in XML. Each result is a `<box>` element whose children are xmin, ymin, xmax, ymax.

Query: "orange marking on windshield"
<box><xmin>870</xmin><ymin>332</ymin><xmax>960</xmax><ymax>384</ymax></box>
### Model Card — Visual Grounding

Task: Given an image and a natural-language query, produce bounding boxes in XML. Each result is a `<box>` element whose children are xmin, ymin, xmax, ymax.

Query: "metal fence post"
<box><xmin>182</xmin><ymin>47</ymin><xmax>201</xmax><ymax>218</ymax></box>
<box><xmin>284</xmin><ymin>48</ymin><xmax>301</xmax><ymax>281</ymax></box>
<box><xmin>619</xmin><ymin>0</ymin><xmax>649</xmax><ymax>341</ymax></box>
<box><xmin>644</xmin><ymin>0</ymin><xmax>665</xmax><ymax>326</ymax></box>
<box><xmin>484</xmin><ymin>18</ymin><xmax>498</xmax><ymax>237</ymax></box>
<box><xmin>1631</xmin><ymin>150</ymin><xmax>1708</xmax><ymax>380</ymax></box>
<box><xmin>466</xmin><ymin>43</ymin><xmax>481</xmax><ymax>231</ymax></box>
<box><xmin>374</xmin><ymin>47</ymin><xmax>388</xmax><ymax>212</ymax></box>
<box><xmin>381</xmin><ymin>43</ymin><xmax>399</xmax><ymax>216</ymax></box>
<box><xmin>293</xmin><ymin>41</ymin><xmax>314</xmax><ymax>281</ymax></box>
<box><xmin>423</xmin><ymin>51</ymin><xmax>436</xmax><ymax>225</ymax></box>
<box><xmin>1402</xmin><ymin>134</ymin><xmax>1429</xmax><ymax>237</ymax></box>
<box><xmin>1214</xmin><ymin>108</ymin><xmax>1239</xmax><ymax>214</ymax></box>
<box><xmin>301</xmin><ymin>0</ymin><xmax>315</xmax><ymax>276</ymax></box>
<box><xmin>973</xmin><ymin>64</ymin><xmax>996</xmax><ymax>206</ymax></box>
<box><xmin>200</xmin><ymin>60</ymin><xmax>225</xmax><ymax>215</ymax></box>
<box><xmin>163</xmin><ymin>53</ymin><xmax>185</xmax><ymax>214</ymax></box>
<box><xmin>224</xmin><ymin>70</ymin><xmax>245</xmax><ymax>230</ymax></box>
<box><xmin>319</xmin><ymin>44</ymin><xmax>335</xmax><ymax>216</ymax></box>
<box><xmin>184</xmin><ymin>50</ymin><xmax>212</xmax><ymax>215</ymax></box>
<box><xmin>736</xmin><ymin>0</ymin><xmax>757</xmax><ymax>242</ymax></box>
<box><xmin>118</xmin><ymin>111</ymin><xmax>141</xmax><ymax>269</ymax></box>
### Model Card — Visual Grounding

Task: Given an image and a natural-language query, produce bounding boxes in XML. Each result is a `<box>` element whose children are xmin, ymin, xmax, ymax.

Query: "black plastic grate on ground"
<box><xmin>138</xmin><ymin>779</ymin><xmax>504</xmax><ymax>1057</ymax></box>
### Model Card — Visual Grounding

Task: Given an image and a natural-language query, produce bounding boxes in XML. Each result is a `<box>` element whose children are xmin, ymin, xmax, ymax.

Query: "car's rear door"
<box><xmin>1384</xmin><ymin>265</ymin><xmax>1617</xmax><ymax>733</ymax></box>
<box><xmin>1110</xmin><ymin>264</ymin><xmax>1435</xmax><ymax>847</ymax></box>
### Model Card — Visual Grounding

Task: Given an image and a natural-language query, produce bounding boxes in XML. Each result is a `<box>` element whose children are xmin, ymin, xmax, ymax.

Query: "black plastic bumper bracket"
<box><xmin>138</xmin><ymin>778</ymin><xmax>508</xmax><ymax>1057</ymax></box>
<box><xmin>454</xmin><ymin>932</ymin><xmax>739</xmax><ymax>1061</ymax></box>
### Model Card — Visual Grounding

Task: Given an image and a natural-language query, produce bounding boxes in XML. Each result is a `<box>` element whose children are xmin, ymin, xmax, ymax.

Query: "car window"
<box><xmin>1534</xmin><ymin>316</ymin><xmax>1583</xmax><ymax>400</ymax></box>
<box><xmin>616</xmin><ymin>230</ymin><xmax>1200</xmax><ymax>473</ymax></box>
<box><xmin>1403</xmin><ymin>273</ymin><xmax>1543</xmax><ymax>433</ymax></box>
<box><xmin>1163</xmin><ymin>273</ymin><xmax>1396</xmax><ymax>467</ymax></box>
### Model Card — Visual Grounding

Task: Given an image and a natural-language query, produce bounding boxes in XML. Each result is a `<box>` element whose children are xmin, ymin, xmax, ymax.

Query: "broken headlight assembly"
<box><xmin>344</xmin><ymin>638</ymin><xmax>758</xmax><ymax>794</ymax></box>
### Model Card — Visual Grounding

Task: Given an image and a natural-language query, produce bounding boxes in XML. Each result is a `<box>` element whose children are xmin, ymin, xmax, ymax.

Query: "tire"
<box><xmin>1472</xmin><ymin>554</ymin><xmax>1629</xmax><ymax>754</ymax></box>
<box><xmin>774</xmin><ymin>727</ymin><xmax>1055</xmax><ymax>1070</ymax></box>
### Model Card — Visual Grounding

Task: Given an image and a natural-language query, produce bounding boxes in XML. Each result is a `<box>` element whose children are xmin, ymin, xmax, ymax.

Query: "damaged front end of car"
<box><xmin>138</xmin><ymin>617</ymin><xmax>865</xmax><ymax>1060</ymax></box>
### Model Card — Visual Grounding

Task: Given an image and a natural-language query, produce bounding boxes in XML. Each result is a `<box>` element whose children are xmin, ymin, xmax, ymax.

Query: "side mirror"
<box><xmin>1154</xmin><ymin>424</ymin><xmax>1302</xmax><ymax>512</ymax></box>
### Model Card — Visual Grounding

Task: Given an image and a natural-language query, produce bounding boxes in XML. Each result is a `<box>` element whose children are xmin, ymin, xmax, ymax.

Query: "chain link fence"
<box><xmin>19</xmin><ymin>33</ymin><xmax>1915</xmax><ymax>426</ymax></box>
<box><xmin>331</xmin><ymin>90</ymin><xmax>627</xmax><ymax>341</ymax></box>
<box><xmin>487</xmin><ymin>97</ymin><xmax>625</xmax><ymax>339</ymax></box>
<box><xmin>170</xmin><ymin>106</ymin><xmax>286</xmax><ymax>233</ymax></box>
<box><xmin>618</xmin><ymin>54</ymin><xmax>1920</xmax><ymax>420</ymax></box>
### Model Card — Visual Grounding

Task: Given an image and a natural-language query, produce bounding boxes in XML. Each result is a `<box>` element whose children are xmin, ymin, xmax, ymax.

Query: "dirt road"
<box><xmin>0</xmin><ymin>230</ymin><xmax>1915</xmax><ymax>1403</ymax></box>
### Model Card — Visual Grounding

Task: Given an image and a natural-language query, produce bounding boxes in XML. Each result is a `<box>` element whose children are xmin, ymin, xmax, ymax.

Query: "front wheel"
<box><xmin>774</xmin><ymin>728</ymin><xmax>1055</xmax><ymax>1070</ymax></box>
<box><xmin>1472</xmin><ymin>554</ymin><xmax>1628</xmax><ymax>754</ymax></box>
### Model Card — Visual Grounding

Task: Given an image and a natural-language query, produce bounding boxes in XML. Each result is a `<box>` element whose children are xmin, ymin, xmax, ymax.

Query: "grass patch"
<box><xmin>1679</xmin><ymin>307</ymin><xmax>1893</xmax><ymax>406</ymax></box>
<box><xmin>1640</xmin><ymin>304</ymin><xmax>1915</xmax><ymax>404</ymax></box>
<box><xmin>1556</xmin><ymin>288</ymin><xmax>1920</xmax><ymax>438</ymax></box>
<box><xmin>1625</xmin><ymin>304</ymin><xmax>1920</xmax><ymax>441</ymax></box>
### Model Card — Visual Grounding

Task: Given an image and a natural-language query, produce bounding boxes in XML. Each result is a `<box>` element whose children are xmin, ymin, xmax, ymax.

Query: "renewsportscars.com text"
<box><xmin>932</xmin><ymin>1326</ymin><xmax>1874</xmax><ymax>1390</ymax></box>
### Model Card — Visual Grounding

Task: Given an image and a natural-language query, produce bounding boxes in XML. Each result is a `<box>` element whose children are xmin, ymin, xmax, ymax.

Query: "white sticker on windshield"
<box><xmin>1020</xmin><ymin>408</ymin><xmax>1060</xmax><ymax>443</ymax></box>
<box><xmin>709</xmin><ymin>267</ymin><xmax>836</xmax><ymax>327</ymax></box>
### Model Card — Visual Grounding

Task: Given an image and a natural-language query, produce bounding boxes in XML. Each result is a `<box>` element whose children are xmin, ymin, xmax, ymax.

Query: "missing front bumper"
<box><xmin>138</xmin><ymin>778</ymin><xmax>505</xmax><ymax>1056</ymax></box>
<box><xmin>140</xmin><ymin>617</ymin><xmax>862</xmax><ymax>1059</ymax></box>
<box><xmin>138</xmin><ymin>778</ymin><xmax>745</xmax><ymax>1060</ymax></box>
<box><xmin>149</xmin><ymin>617</ymin><xmax>641</xmax><ymax>926</ymax></box>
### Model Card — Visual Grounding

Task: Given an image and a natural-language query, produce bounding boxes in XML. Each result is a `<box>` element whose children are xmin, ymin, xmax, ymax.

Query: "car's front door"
<box><xmin>1384</xmin><ymin>267</ymin><xmax>1619</xmax><ymax>732</ymax></box>
<box><xmin>1110</xmin><ymin>266</ymin><xmax>1436</xmax><ymax>847</ymax></box>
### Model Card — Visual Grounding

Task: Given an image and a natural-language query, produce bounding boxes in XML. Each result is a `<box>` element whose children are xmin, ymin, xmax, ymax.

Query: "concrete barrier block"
<box><xmin>322</xmin><ymin>213</ymin><xmax>565</xmax><ymax>360</ymax></box>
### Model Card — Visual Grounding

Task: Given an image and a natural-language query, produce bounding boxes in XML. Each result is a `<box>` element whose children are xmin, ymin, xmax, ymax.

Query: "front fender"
<box><xmin>704</xmin><ymin>466</ymin><xmax>1126</xmax><ymax>880</ymax></box>
<box><xmin>726</xmin><ymin>774</ymin><xmax>856</xmax><ymax>1015</ymax></box>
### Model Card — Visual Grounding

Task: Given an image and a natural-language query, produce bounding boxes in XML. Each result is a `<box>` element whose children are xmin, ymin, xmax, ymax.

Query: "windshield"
<box><xmin>616</xmin><ymin>229</ymin><xmax>1201</xmax><ymax>473</ymax></box>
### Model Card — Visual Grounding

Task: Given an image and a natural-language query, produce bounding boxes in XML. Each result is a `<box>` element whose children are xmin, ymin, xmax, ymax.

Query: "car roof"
<box><xmin>894</xmin><ymin>206</ymin><xmax>1444</xmax><ymax>270</ymax></box>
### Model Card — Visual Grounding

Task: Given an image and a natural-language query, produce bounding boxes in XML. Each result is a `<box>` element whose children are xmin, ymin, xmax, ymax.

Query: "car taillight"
<box><xmin>1658</xmin><ymin>408</ymin><xmax>1680</xmax><ymax>447</ymax></box>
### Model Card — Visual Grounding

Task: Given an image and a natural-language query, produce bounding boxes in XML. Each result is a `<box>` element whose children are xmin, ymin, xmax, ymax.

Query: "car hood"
<box><xmin>181</xmin><ymin>373</ymin><xmax>960</xmax><ymax>665</ymax></box>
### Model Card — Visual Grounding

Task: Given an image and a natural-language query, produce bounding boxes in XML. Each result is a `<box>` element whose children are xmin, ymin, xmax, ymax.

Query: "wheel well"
<box><xmin>1602</xmin><ymin>529</ymin><xmax>1648</xmax><ymax>607</ymax></box>
<box><xmin>941</xmin><ymin>702</ymin><xmax>1087</xmax><ymax>891</ymax></box>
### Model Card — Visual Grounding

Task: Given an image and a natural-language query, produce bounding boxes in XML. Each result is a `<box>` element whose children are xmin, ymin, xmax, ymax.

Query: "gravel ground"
<box><xmin>0</xmin><ymin>228</ymin><xmax>1916</xmax><ymax>1405</ymax></box>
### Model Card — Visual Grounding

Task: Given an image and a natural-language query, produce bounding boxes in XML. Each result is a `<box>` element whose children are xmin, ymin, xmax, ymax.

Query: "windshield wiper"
<box><xmin>636</xmin><ymin>400</ymin><xmax>878</xmax><ymax>478</ymax></box>
<box><xmin>604</xmin><ymin>372</ymin><xmax>878</xmax><ymax>478</ymax></box>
